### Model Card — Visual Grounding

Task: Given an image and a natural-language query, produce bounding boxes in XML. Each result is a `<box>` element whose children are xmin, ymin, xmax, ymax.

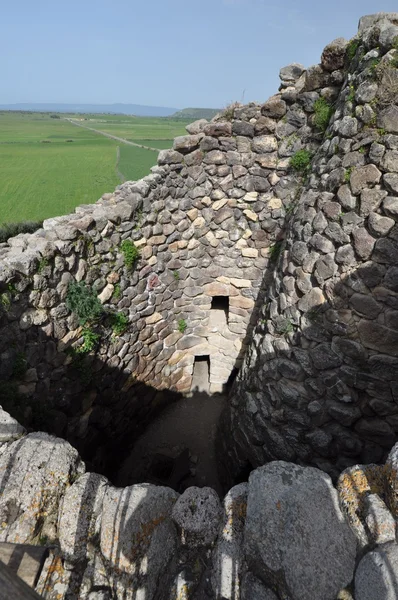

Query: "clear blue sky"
<box><xmin>2</xmin><ymin>1</ymin><xmax>397</xmax><ymax>108</ymax></box>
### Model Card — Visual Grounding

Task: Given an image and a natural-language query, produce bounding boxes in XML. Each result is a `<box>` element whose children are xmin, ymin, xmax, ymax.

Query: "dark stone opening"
<box><xmin>211</xmin><ymin>296</ymin><xmax>229</xmax><ymax>323</ymax></box>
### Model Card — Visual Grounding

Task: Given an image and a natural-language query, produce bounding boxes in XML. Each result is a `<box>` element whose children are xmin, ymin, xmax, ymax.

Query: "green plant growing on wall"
<box><xmin>0</xmin><ymin>283</ymin><xmax>17</xmax><ymax>312</ymax></box>
<box><xmin>113</xmin><ymin>283</ymin><xmax>121</xmax><ymax>300</ymax></box>
<box><xmin>369</xmin><ymin>57</ymin><xmax>381</xmax><ymax>77</ymax></box>
<box><xmin>346</xmin><ymin>38</ymin><xmax>360</xmax><ymax>62</ymax></box>
<box><xmin>178</xmin><ymin>319</ymin><xmax>187</xmax><ymax>334</ymax></box>
<box><xmin>223</xmin><ymin>102</ymin><xmax>239</xmax><ymax>121</ymax></box>
<box><xmin>173</xmin><ymin>271</ymin><xmax>180</xmax><ymax>281</ymax></box>
<box><xmin>290</xmin><ymin>150</ymin><xmax>312</xmax><ymax>173</ymax></box>
<box><xmin>347</xmin><ymin>84</ymin><xmax>356</xmax><ymax>103</ymax></box>
<box><xmin>345</xmin><ymin>167</ymin><xmax>353</xmax><ymax>183</ymax></box>
<box><xmin>0</xmin><ymin>292</ymin><xmax>11</xmax><ymax>310</ymax></box>
<box><xmin>110</xmin><ymin>312</ymin><xmax>129</xmax><ymax>336</ymax></box>
<box><xmin>66</xmin><ymin>281</ymin><xmax>103</xmax><ymax>326</ymax></box>
<box><xmin>269</xmin><ymin>241</ymin><xmax>283</xmax><ymax>263</ymax></box>
<box><xmin>37</xmin><ymin>258</ymin><xmax>49</xmax><ymax>274</ymax></box>
<box><xmin>76</xmin><ymin>328</ymin><xmax>100</xmax><ymax>354</ymax></box>
<box><xmin>277</xmin><ymin>318</ymin><xmax>294</xmax><ymax>335</ymax></box>
<box><xmin>134</xmin><ymin>209</ymin><xmax>143</xmax><ymax>230</ymax></box>
<box><xmin>313</xmin><ymin>98</ymin><xmax>334</xmax><ymax>132</ymax></box>
<box><xmin>120</xmin><ymin>239</ymin><xmax>140</xmax><ymax>269</ymax></box>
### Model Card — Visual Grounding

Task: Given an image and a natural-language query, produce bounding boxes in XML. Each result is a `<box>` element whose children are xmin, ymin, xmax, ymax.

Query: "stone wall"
<box><xmin>220</xmin><ymin>12</ymin><xmax>398</xmax><ymax>486</ymax></box>
<box><xmin>1</xmin><ymin>11</ymin><xmax>398</xmax><ymax>492</ymax></box>
<box><xmin>0</xmin><ymin>52</ymin><xmax>317</xmax><ymax>469</ymax></box>
<box><xmin>1</xmin><ymin>407</ymin><xmax>398</xmax><ymax>600</ymax></box>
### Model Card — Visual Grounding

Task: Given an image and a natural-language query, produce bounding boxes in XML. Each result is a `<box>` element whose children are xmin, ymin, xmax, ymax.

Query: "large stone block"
<box><xmin>100</xmin><ymin>483</ymin><xmax>178</xmax><ymax>587</ymax></box>
<box><xmin>244</xmin><ymin>462</ymin><xmax>356</xmax><ymax>600</ymax></box>
<box><xmin>0</xmin><ymin>433</ymin><xmax>84</xmax><ymax>543</ymax></box>
<box><xmin>355</xmin><ymin>543</ymin><xmax>398</xmax><ymax>600</ymax></box>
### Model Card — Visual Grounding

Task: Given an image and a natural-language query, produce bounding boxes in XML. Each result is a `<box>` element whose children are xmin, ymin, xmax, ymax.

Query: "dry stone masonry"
<box><xmin>1</xmin><ymin>408</ymin><xmax>398</xmax><ymax>599</ymax></box>
<box><xmin>1</xmin><ymin>11</ymin><xmax>398</xmax><ymax>600</ymax></box>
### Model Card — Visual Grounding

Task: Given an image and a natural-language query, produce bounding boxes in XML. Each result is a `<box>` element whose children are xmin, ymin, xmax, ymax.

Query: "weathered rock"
<box><xmin>386</xmin><ymin>442</ymin><xmax>398</xmax><ymax>516</ymax></box>
<box><xmin>261</xmin><ymin>95</ymin><xmax>286</xmax><ymax>118</ymax></box>
<box><xmin>350</xmin><ymin>165</ymin><xmax>382</xmax><ymax>195</ymax></box>
<box><xmin>212</xmin><ymin>483</ymin><xmax>248</xmax><ymax>600</ymax></box>
<box><xmin>321</xmin><ymin>38</ymin><xmax>348</xmax><ymax>71</ymax></box>
<box><xmin>378</xmin><ymin>106</ymin><xmax>398</xmax><ymax>134</ymax></box>
<box><xmin>0</xmin><ymin>407</ymin><xmax>25</xmax><ymax>442</ymax></box>
<box><xmin>59</xmin><ymin>472</ymin><xmax>108</xmax><ymax>562</ymax></box>
<box><xmin>240</xmin><ymin>572</ymin><xmax>278</xmax><ymax>600</ymax></box>
<box><xmin>355</xmin><ymin>543</ymin><xmax>398</xmax><ymax>600</ymax></box>
<box><xmin>0</xmin><ymin>433</ymin><xmax>84</xmax><ymax>543</ymax></box>
<box><xmin>279</xmin><ymin>63</ymin><xmax>305</xmax><ymax>83</ymax></box>
<box><xmin>100</xmin><ymin>483</ymin><xmax>178</xmax><ymax>594</ymax></box>
<box><xmin>244</xmin><ymin>462</ymin><xmax>356</xmax><ymax>600</ymax></box>
<box><xmin>172</xmin><ymin>486</ymin><xmax>222</xmax><ymax>547</ymax></box>
<box><xmin>186</xmin><ymin>119</ymin><xmax>208</xmax><ymax>135</ymax></box>
<box><xmin>364</xmin><ymin>494</ymin><xmax>396</xmax><ymax>544</ymax></box>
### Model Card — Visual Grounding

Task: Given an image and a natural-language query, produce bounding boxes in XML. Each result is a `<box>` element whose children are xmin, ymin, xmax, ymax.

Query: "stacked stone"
<box><xmin>2</xmin><ymin>407</ymin><xmax>398</xmax><ymax>600</ymax></box>
<box><xmin>0</xmin><ymin>68</ymin><xmax>317</xmax><ymax>464</ymax></box>
<box><xmin>223</xmin><ymin>12</ymin><xmax>398</xmax><ymax>485</ymax></box>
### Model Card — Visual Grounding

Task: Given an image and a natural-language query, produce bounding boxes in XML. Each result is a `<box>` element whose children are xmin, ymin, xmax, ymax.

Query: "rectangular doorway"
<box><xmin>210</xmin><ymin>296</ymin><xmax>229</xmax><ymax>328</ymax></box>
<box><xmin>191</xmin><ymin>355</ymin><xmax>210</xmax><ymax>393</ymax></box>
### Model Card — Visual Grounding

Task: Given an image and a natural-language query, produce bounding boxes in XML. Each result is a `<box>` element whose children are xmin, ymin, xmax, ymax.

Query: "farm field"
<box><xmin>70</xmin><ymin>114</ymin><xmax>190</xmax><ymax>148</ymax></box>
<box><xmin>0</xmin><ymin>112</ymin><xmax>191</xmax><ymax>224</ymax></box>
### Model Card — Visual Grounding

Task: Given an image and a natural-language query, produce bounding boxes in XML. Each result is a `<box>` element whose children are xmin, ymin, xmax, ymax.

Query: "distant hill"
<box><xmin>0</xmin><ymin>103</ymin><xmax>179</xmax><ymax>117</ymax></box>
<box><xmin>171</xmin><ymin>107</ymin><xmax>220</xmax><ymax>120</ymax></box>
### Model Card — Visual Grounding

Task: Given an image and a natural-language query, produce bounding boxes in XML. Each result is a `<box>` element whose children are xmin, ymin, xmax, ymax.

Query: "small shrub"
<box><xmin>38</xmin><ymin>258</ymin><xmax>49</xmax><ymax>273</ymax></box>
<box><xmin>345</xmin><ymin>167</ymin><xmax>353</xmax><ymax>183</ymax></box>
<box><xmin>173</xmin><ymin>271</ymin><xmax>180</xmax><ymax>281</ymax></box>
<box><xmin>269</xmin><ymin>241</ymin><xmax>283</xmax><ymax>263</ymax></box>
<box><xmin>276</xmin><ymin>318</ymin><xmax>294</xmax><ymax>335</ymax></box>
<box><xmin>347</xmin><ymin>84</ymin><xmax>356</xmax><ymax>103</ymax></box>
<box><xmin>66</xmin><ymin>139</ymin><xmax>74</xmax><ymax>142</ymax></box>
<box><xmin>178</xmin><ymin>319</ymin><xmax>187</xmax><ymax>334</ymax></box>
<box><xmin>66</xmin><ymin>281</ymin><xmax>103</xmax><ymax>325</ymax></box>
<box><xmin>113</xmin><ymin>283</ymin><xmax>121</xmax><ymax>300</ymax></box>
<box><xmin>120</xmin><ymin>239</ymin><xmax>140</xmax><ymax>269</ymax></box>
<box><xmin>110</xmin><ymin>312</ymin><xmax>129</xmax><ymax>336</ymax></box>
<box><xmin>369</xmin><ymin>57</ymin><xmax>381</xmax><ymax>76</ymax></box>
<box><xmin>346</xmin><ymin>39</ymin><xmax>360</xmax><ymax>62</ymax></box>
<box><xmin>0</xmin><ymin>292</ymin><xmax>11</xmax><ymax>310</ymax></box>
<box><xmin>223</xmin><ymin>102</ymin><xmax>239</xmax><ymax>121</ymax></box>
<box><xmin>313</xmin><ymin>98</ymin><xmax>334</xmax><ymax>132</ymax></box>
<box><xmin>76</xmin><ymin>328</ymin><xmax>100</xmax><ymax>354</ymax></box>
<box><xmin>0</xmin><ymin>220</ymin><xmax>43</xmax><ymax>243</ymax></box>
<box><xmin>290</xmin><ymin>150</ymin><xmax>312</xmax><ymax>173</ymax></box>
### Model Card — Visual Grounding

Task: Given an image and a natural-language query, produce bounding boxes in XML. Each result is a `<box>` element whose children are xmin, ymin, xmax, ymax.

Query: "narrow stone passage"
<box><xmin>116</xmin><ymin>392</ymin><xmax>226</xmax><ymax>495</ymax></box>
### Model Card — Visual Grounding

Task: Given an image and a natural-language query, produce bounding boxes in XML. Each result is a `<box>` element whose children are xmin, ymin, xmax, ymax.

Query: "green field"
<box><xmin>0</xmin><ymin>112</ymin><xmax>190</xmax><ymax>223</ymax></box>
<box><xmin>75</xmin><ymin>114</ymin><xmax>189</xmax><ymax>148</ymax></box>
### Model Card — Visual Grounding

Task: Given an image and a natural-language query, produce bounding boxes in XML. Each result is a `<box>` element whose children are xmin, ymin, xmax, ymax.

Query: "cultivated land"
<box><xmin>0</xmin><ymin>111</ymin><xmax>190</xmax><ymax>223</ymax></box>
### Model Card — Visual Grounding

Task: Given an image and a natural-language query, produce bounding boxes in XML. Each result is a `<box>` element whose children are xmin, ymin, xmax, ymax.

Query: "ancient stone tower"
<box><xmin>1</xmin><ymin>11</ymin><xmax>398</xmax><ymax>600</ymax></box>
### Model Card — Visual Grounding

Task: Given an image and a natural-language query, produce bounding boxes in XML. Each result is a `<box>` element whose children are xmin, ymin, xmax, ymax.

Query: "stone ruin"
<box><xmin>1</xmin><ymin>11</ymin><xmax>398</xmax><ymax>600</ymax></box>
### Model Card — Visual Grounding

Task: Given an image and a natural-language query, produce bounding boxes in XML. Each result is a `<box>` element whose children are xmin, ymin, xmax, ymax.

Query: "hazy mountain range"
<box><xmin>0</xmin><ymin>103</ymin><xmax>219</xmax><ymax>119</ymax></box>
